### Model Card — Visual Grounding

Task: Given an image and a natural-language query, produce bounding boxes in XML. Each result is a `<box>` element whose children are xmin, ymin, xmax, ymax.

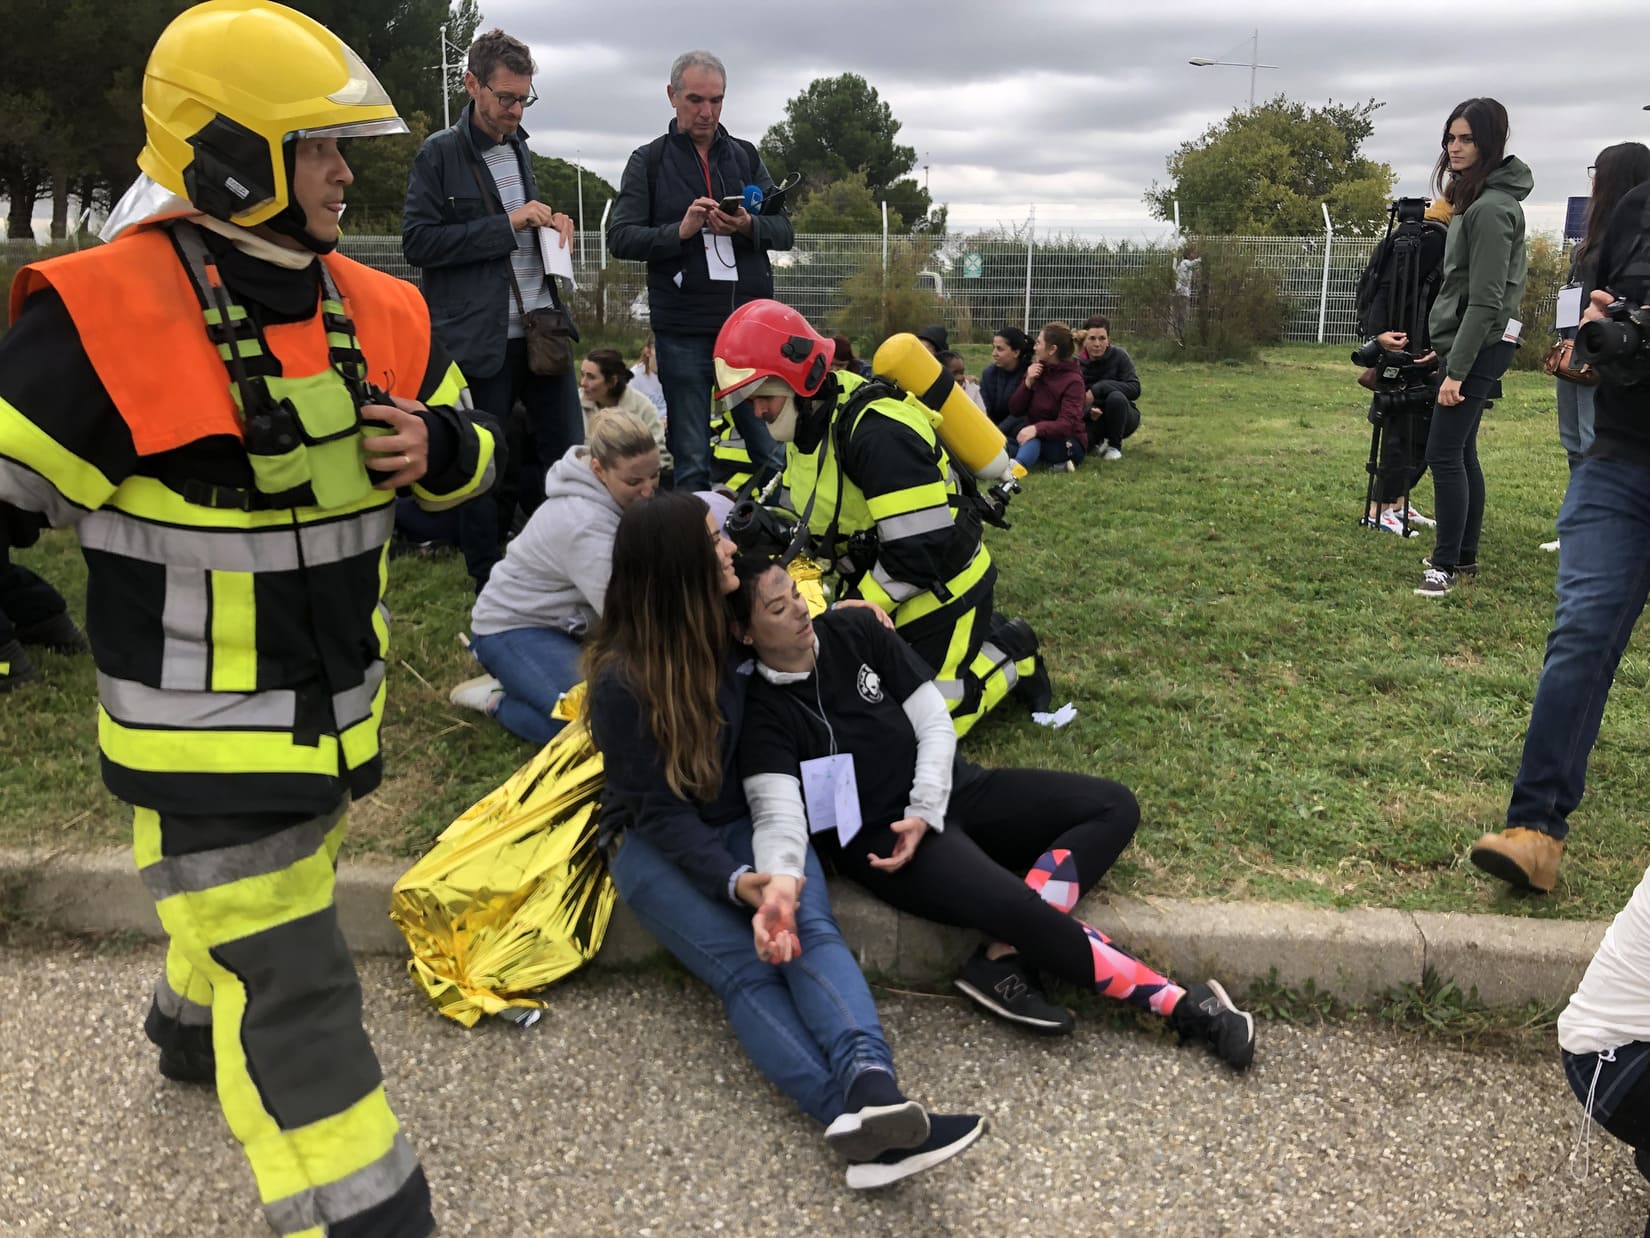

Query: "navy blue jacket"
<box><xmin>402</xmin><ymin>105</ymin><xmax>571</xmax><ymax>380</ymax></box>
<box><xmin>588</xmin><ymin>652</ymin><xmax>754</xmax><ymax>905</ymax></box>
<box><xmin>979</xmin><ymin>362</ymin><xmax>1027</xmax><ymax>422</ymax></box>
<box><xmin>607</xmin><ymin>121</ymin><xmax>793</xmax><ymax>336</ymax></box>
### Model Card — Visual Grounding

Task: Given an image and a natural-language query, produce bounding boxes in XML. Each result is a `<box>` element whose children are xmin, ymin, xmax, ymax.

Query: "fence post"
<box><xmin>1317</xmin><ymin>202</ymin><xmax>1334</xmax><ymax>344</ymax></box>
<box><xmin>598</xmin><ymin>197</ymin><xmax>613</xmax><ymax>324</ymax></box>
<box><xmin>1173</xmin><ymin>199</ymin><xmax>1181</xmax><ymax>236</ymax></box>
<box><xmin>1023</xmin><ymin>205</ymin><xmax>1035</xmax><ymax>334</ymax></box>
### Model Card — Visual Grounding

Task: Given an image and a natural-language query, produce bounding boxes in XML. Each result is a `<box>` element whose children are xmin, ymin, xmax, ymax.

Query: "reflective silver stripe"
<box><xmin>976</xmin><ymin>641</ymin><xmax>1019</xmax><ymax>689</ymax></box>
<box><xmin>0</xmin><ymin>457</ymin><xmax>89</xmax><ymax>527</ymax></box>
<box><xmin>414</xmin><ymin>449</ymin><xmax>497</xmax><ymax>512</ymax></box>
<box><xmin>869</xmin><ymin>561</ymin><xmax>922</xmax><ymax>603</ymax></box>
<box><xmin>933</xmin><ymin>678</ymin><xmax>966</xmax><ymax>701</ymax></box>
<box><xmin>100</xmin><ymin>672</ymin><xmax>297</xmax><ymax>731</ymax></box>
<box><xmin>160</xmin><ymin>566</ymin><xmax>210</xmax><ymax>692</ymax></box>
<box><xmin>153</xmin><ymin>980</ymin><xmax>212</xmax><ymax>1027</ymax></box>
<box><xmin>876</xmin><ymin>504</ymin><xmax>953</xmax><ymax>543</ymax></box>
<box><xmin>264</xmin><ymin>1133</ymin><xmax>420</xmax><ymax>1236</ymax></box>
<box><xmin>138</xmin><ymin>803</ymin><xmax>344</xmax><ymax>902</ymax></box>
<box><xmin>333</xmin><ymin>661</ymin><xmax>384</xmax><ymax>730</ymax></box>
<box><xmin>79</xmin><ymin>506</ymin><xmax>393</xmax><ymax>572</ymax></box>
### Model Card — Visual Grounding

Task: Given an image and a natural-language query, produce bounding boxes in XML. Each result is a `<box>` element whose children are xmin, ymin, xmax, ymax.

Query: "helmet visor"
<box><xmin>325</xmin><ymin>42</ymin><xmax>395</xmax><ymax>108</ymax></box>
<box><xmin>292</xmin><ymin>117</ymin><xmax>409</xmax><ymax>141</ymax></box>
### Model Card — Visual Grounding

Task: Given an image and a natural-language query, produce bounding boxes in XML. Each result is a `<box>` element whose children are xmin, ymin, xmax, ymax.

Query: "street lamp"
<box><xmin>436</xmin><ymin>24</ymin><xmax>470</xmax><ymax>129</ymax></box>
<box><xmin>1188</xmin><ymin>29</ymin><xmax>1278</xmax><ymax>112</ymax></box>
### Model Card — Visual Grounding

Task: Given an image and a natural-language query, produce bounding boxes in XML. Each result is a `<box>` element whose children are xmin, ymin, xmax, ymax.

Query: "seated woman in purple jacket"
<box><xmin>1001</xmin><ymin>321</ymin><xmax>1087</xmax><ymax>471</ymax></box>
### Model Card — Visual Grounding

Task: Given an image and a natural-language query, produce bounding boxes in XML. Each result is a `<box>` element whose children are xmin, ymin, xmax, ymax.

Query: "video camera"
<box><xmin>723</xmin><ymin>498</ymin><xmax>800</xmax><ymax>557</ymax></box>
<box><xmin>1576</xmin><ymin>298</ymin><xmax>1650</xmax><ymax>387</ymax></box>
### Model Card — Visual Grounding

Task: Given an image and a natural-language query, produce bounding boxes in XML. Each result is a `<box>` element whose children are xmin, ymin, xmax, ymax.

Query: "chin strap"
<box><xmin>261</xmin><ymin>203</ymin><xmax>338</xmax><ymax>255</ymax></box>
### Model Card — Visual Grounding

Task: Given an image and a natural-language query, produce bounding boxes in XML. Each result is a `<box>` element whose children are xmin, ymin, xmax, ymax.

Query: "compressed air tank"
<box><xmin>871</xmin><ymin>333</ymin><xmax>1017</xmax><ymax>483</ymax></box>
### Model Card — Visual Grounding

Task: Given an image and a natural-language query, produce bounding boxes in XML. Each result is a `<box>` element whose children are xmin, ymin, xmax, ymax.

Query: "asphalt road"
<box><xmin>1</xmin><ymin>939</ymin><xmax>1643</xmax><ymax>1237</ymax></box>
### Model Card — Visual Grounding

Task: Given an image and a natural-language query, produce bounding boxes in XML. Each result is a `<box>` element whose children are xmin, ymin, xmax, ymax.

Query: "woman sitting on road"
<box><xmin>732</xmin><ymin>555</ymin><xmax>1255</xmax><ymax>1069</ymax></box>
<box><xmin>583</xmin><ymin>491</ymin><xmax>986</xmax><ymax>1188</ymax></box>
<box><xmin>579</xmin><ymin>347</ymin><xmax>667</xmax><ymax>462</ymax></box>
<box><xmin>1001</xmin><ymin>322</ymin><xmax>1087</xmax><ymax>472</ymax></box>
<box><xmin>978</xmin><ymin>325</ymin><xmax>1033</xmax><ymax>423</ymax></box>
<box><xmin>449</xmin><ymin>409</ymin><xmax>661</xmax><ymax>744</ymax></box>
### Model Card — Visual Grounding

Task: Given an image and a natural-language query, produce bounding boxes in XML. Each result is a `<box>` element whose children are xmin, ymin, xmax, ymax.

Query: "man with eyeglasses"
<box><xmin>608</xmin><ymin>49</ymin><xmax>793</xmax><ymax>493</ymax></box>
<box><xmin>404</xmin><ymin>27</ymin><xmax>581</xmax><ymax>592</ymax></box>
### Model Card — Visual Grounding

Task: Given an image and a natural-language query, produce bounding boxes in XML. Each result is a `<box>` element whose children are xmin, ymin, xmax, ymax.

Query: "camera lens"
<box><xmin>1577</xmin><ymin>318</ymin><xmax>1640</xmax><ymax>364</ymax></box>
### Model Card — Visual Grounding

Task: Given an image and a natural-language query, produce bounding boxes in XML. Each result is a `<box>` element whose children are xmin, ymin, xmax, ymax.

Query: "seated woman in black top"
<box><xmin>978</xmin><ymin>325</ymin><xmax>1033</xmax><ymax>423</ymax></box>
<box><xmin>733</xmin><ymin>555</ymin><xmax>1255</xmax><ymax>1069</ymax></box>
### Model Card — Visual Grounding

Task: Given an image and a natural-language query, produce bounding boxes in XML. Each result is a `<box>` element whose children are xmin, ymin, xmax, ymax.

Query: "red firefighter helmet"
<box><xmin>712</xmin><ymin>300</ymin><xmax>835</xmax><ymax>403</ymax></box>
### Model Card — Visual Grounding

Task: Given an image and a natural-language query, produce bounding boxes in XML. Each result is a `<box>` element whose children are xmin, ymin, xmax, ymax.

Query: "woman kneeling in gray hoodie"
<box><xmin>452</xmin><ymin>409</ymin><xmax>662</xmax><ymax>742</ymax></box>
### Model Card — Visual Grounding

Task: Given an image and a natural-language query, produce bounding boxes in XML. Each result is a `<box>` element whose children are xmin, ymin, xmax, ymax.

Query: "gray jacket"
<box><xmin>402</xmin><ymin>105</ymin><xmax>574</xmax><ymax>380</ymax></box>
<box><xmin>470</xmin><ymin>446</ymin><xmax>621</xmax><ymax>637</ymax></box>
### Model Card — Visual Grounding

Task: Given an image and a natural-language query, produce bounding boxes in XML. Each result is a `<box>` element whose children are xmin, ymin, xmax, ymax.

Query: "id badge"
<box><xmin>799</xmin><ymin>753</ymin><xmax>864</xmax><ymax>848</ymax></box>
<box><xmin>1502</xmin><ymin>318</ymin><xmax>1522</xmax><ymax>344</ymax></box>
<box><xmin>703</xmin><ymin>229</ymin><xmax>739</xmax><ymax>282</ymax></box>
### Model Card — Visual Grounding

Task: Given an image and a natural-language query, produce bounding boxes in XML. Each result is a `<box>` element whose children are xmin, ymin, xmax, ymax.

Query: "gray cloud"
<box><xmin>470</xmin><ymin>0</ymin><xmax>1649</xmax><ymax>236</ymax></box>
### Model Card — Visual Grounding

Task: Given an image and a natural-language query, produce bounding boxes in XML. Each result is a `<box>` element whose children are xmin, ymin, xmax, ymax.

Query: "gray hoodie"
<box><xmin>1428</xmin><ymin>155</ymin><xmax>1533</xmax><ymax>380</ymax></box>
<box><xmin>470</xmin><ymin>446</ymin><xmax>622</xmax><ymax>637</ymax></box>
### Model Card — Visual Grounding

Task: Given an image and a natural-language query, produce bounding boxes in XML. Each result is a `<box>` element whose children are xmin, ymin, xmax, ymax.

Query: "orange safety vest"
<box><xmin>9</xmin><ymin>222</ymin><xmax>431</xmax><ymax>457</ymax></box>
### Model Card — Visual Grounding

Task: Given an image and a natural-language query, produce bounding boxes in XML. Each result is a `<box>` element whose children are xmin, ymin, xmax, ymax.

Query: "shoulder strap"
<box><xmin>455</xmin><ymin>124</ymin><xmax>534</xmax><ymax>318</ymax></box>
<box><xmin>644</xmin><ymin>134</ymin><xmax>671</xmax><ymax>206</ymax></box>
<box><xmin>818</xmin><ymin>379</ymin><xmax>903</xmax><ymax>560</ymax></box>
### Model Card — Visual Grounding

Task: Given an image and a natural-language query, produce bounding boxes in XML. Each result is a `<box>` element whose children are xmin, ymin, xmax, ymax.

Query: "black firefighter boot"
<box><xmin>0</xmin><ymin>637</ymin><xmax>38</xmax><ymax>692</ymax></box>
<box><xmin>16</xmin><ymin>610</ymin><xmax>88</xmax><ymax>655</ymax></box>
<box><xmin>993</xmin><ymin>616</ymin><xmax>1053</xmax><ymax>713</ymax></box>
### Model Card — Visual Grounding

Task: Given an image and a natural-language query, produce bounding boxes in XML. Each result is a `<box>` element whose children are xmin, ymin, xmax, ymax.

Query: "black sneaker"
<box><xmin>844</xmin><ymin>1113</ymin><xmax>986</xmax><ymax>1190</ymax></box>
<box><xmin>0</xmin><ymin>638</ymin><xmax>39</xmax><ymax>692</ymax></box>
<box><xmin>824</xmin><ymin>1069</ymin><xmax>930</xmax><ymax>1161</ymax></box>
<box><xmin>1413</xmin><ymin>566</ymin><xmax>1457</xmax><ymax>597</ymax></box>
<box><xmin>1171</xmin><ymin>979</ymin><xmax>1256</xmax><ymax>1070</ymax></box>
<box><xmin>953</xmin><ymin>947</ymin><xmax>1074</xmax><ymax>1035</ymax></box>
<box><xmin>1422</xmin><ymin>556</ymin><xmax>1479</xmax><ymax>578</ymax></box>
<box><xmin>15</xmin><ymin>611</ymin><xmax>88</xmax><ymax>654</ymax></box>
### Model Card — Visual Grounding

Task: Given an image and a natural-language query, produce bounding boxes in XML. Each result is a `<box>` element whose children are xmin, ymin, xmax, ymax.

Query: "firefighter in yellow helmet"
<box><xmin>714</xmin><ymin>300</ymin><xmax>1049</xmax><ymax>737</ymax></box>
<box><xmin>0</xmin><ymin>3</ymin><xmax>496</xmax><ymax>1234</ymax></box>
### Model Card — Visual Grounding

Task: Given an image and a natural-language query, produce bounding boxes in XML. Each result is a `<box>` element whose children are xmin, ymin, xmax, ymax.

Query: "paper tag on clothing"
<box><xmin>1502</xmin><ymin>318</ymin><xmax>1522</xmax><ymax>344</ymax></box>
<box><xmin>537</xmin><ymin>227</ymin><xmax>577</xmax><ymax>289</ymax></box>
<box><xmin>703</xmin><ymin>229</ymin><xmax>739</xmax><ymax>282</ymax></box>
<box><xmin>799</xmin><ymin>753</ymin><xmax>863</xmax><ymax>848</ymax></box>
<box><xmin>1556</xmin><ymin>286</ymin><xmax>1583</xmax><ymax>331</ymax></box>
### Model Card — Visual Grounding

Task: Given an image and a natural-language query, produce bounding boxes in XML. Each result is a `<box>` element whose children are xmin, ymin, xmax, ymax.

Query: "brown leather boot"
<box><xmin>1469</xmin><ymin>827</ymin><xmax>1565</xmax><ymax>893</ymax></box>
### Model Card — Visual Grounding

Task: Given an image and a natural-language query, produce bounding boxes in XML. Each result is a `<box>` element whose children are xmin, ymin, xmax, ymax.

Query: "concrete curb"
<box><xmin>0</xmin><ymin>847</ymin><xmax>1606</xmax><ymax>1010</ymax></box>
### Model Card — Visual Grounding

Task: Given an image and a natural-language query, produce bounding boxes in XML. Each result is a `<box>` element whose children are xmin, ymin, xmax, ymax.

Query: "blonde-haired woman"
<box><xmin>451</xmin><ymin>408</ymin><xmax>661</xmax><ymax>743</ymax></box>
<box><xmin>583</xmin><ymin>491</ymin><xmax>985</xmax><ymax>1188</ymax></box>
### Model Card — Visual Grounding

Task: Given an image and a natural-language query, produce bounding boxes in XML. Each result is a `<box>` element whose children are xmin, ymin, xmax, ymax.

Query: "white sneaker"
<box><xmin>1540</xmin><ymin>538</ymin><xmax>1561</xmax><ymax>552</ymax></box>
<box><xmin>1378</xmin><ymin>509</ymin><xmax>1418</xmax><ymax>537</ymax></box>
<box><xmin>1405</xmin><ymin>506</ymin><xmax>1437</xmax><ymax>528</ymax></box>
<box><xmin>1091</xmin><ymin>438</ymin><xmax>1108</xmax><ymax>455</ymax></box>
<box><xmin>449</xmin><ymin>674</ymin><xmax>503</xmax><ymax>714</ymax></box>
<box><xmin>1102</xmin><ymin>446</ymin><xmax>1123</xmax><ymax>461</ymax></box>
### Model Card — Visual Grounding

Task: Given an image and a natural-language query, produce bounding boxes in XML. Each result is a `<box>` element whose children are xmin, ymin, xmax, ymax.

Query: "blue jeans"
<box><xmin>1014</xmin><ymin>434</ymin><xmax>1084</xmax><ymax>470</ymax></box>
<box><xmin>1424</xmin><ymin>341</ymin><xmax>1515</xmax><ymax>571</ymax></box>
<box><xmin>653</xmin><ymin>331</ymin><xmax>784</xmax><ymax>493</ymax></box>
<box><xmin>456</xmin><ymin>339</ymin><xmax>583</xmax><ymax>586</ymax></box>
<box><xmin>1556</xmin><ymin>329</ymin><xmax>1598</xmax><ymax>471</ymax></box>
<box><xmin>1506</xmin><ymin>457</ymin><xmax>1650</xmax><ymax>840</ymax></box>
<box><xmin>469</xmin><ymin>626</ymin><xmax>582</xmax><ymax>746</ymax></box>
<box><xmin>607</xmin><ymin>818</ymin><xmax>895</xmax><ymax>1125</ymax></box>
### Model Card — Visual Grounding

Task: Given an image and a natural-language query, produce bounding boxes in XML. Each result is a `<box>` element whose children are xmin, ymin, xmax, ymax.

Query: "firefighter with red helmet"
<box><xmin>713</xmin><ymin>300</ymin><xmax>1047</xmax><ymax>737</ymax></box>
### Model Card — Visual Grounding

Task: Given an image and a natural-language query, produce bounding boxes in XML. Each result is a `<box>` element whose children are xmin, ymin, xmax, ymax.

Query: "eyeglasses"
<box><xmin>1588</xmin><ymin>165</ymin><xmax>1598</xmax><ymax>178</ymax></box>
<box><xmin>483</xmin><ymin>83</ymin><xmax>537</xmax><ymax>110</ymax></box>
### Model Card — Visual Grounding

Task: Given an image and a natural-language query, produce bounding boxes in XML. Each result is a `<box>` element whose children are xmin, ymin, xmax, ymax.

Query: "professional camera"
<box><xmin>723</xmin><ymin>497</ymin><xmax>800</xmax><ymax>557</ymax></box>
<box><xmin>1575</xmin><ymin>298</ymin><xmax>1650</xmax><ymax>387</ymax></box>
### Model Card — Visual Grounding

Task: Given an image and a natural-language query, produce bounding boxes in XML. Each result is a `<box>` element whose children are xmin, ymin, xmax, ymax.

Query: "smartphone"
<box><xmin>717</xmin><ymin>194</ymin><xmax>745</xmax><ymax>216</ymax></box>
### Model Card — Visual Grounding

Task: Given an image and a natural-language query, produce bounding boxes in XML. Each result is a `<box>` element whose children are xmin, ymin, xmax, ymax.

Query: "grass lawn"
<box><xmin>5</xmin><ymin>343</ymin><xmax>1646</xmax><ymax>920</ymax></box>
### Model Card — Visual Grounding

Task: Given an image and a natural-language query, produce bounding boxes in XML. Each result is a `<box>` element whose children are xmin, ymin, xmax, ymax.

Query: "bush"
<box><xmin>1511</xmin><ymin>232</ymin><xmax>1568</xmax><ymax>372</ymax></box>
<box><xmin>1119</xmin><ymin>240</ymin><xmax>1286</xmax><ymax>363</ymax></box>
<box><xmin>837</xmin><ymin>240</ymin><xmax>943</xmax><ymax>343</ymax></box>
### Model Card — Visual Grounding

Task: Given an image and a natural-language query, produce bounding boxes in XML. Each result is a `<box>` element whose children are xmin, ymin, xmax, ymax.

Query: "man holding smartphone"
<box><xmin>608</xmin><ymin>49</ymin><xmax>793</xmax><ymax>492</ymax></box>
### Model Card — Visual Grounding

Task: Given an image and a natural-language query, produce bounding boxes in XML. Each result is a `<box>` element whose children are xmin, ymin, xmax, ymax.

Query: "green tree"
<box><xmin>790</xmin><ymin>171</ymin><xmax>895</xmax><ymax>234</ymax></box>
<box><xmin>529</xmin><ymin>155</ymin><xmax>617</xmax><ymax>227</ymax></box>
<box><xmin>760</xmin><ymin>73</ymin><xmax>941</xmax><ymax>234</ymax></box>
<box><xmin>1145</xmin><ymin>97</ymin><xmax>1397</xmax><ymax>236</ymax></box>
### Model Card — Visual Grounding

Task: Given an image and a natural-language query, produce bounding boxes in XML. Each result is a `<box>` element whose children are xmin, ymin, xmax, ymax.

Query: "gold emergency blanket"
<box><xmin>391</xmin><ymin>707</ymin><xmax>613</xmax><ymax>1027</ymax></box>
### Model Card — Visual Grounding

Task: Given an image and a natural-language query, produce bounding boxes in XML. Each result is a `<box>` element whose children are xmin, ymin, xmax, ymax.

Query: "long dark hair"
<box><xmin>581</xmin><ymin>492</ymin><xmax>727</xmax><ymax>802</ymax></box>
<box><xmin>584</xmin><ymin>348</ymin><xmax>633</xmax><ymax>397</ymax></box>
<box><xmin>994</xmin><ymin>325</ymin><xmax>1033</xmax><ymax>368</ymax></box>
<box><xmin>1432</xmin><ymin>98</ymin><xmax>1510</xmax><ymax>214</ymax></box>
<box><xmin>1574</xmin><ymin>142</ymin><xmax>1650</xmax><ymax>273</ymax></box>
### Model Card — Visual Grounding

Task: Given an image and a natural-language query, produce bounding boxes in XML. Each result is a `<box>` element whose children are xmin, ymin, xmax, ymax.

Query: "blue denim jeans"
<box><xmin>608</xmin><ymin>818</ymin><xmax>895</xmax><ymax>1125</ymax></box>
<box><xmin>1505</xmin><ymin>457</ymin><xmax>1650</xmax><ymax>840</ymax></box>
<box><xmin>1014</xmin><ymin>434</ymin><xmax>1084</xmax><ymax>470</ymax></box>
<box><xmin>469</xmin><ymin>626</ymin><xmax>582</xmax><ymax>746</ymax></box>
<box><xmin>653</xmin><ymin>331</ymin><xmax>784</xmax><ymax>493</ymax></box>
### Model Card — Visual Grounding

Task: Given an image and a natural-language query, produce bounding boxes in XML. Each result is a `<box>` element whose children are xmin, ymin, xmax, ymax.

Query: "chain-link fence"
<box><xmin>338</xmin><ymin>231</ymin><xmax>1559</xmax><ymax>346</ymax></box>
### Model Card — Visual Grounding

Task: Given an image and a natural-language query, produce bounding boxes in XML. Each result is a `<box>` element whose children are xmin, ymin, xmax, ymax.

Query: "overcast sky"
<box><xmin>470</xmin><ymin>0</ymin><xmax>1647</xmax><ymax>240</ymax></box>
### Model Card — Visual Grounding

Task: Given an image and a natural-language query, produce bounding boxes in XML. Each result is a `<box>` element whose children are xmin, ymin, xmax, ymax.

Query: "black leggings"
<box><xmin>819</xmin><ymin>768</ymin><xmax>1148</xmax><ymax>994</ymax></box>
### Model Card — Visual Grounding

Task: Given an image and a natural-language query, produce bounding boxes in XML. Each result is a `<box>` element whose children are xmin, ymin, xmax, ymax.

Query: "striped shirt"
<box><xmin>480</xmin><ymin>142</ymin><xmax>553</xmax><ymax>337</ymax></box>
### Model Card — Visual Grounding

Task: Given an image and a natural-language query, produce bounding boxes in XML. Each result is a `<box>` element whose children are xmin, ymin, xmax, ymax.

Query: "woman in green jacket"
<box><xmin>1416</xmin><ymin>98</ymin><xmax>1531</xmax><ymax>598</ymax></box>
